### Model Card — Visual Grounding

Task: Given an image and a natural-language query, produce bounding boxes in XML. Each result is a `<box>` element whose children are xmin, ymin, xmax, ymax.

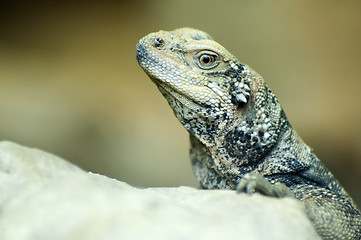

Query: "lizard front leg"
<box><xmin>237</xmin><ymin>173</ymin><xmax>292</xmax><ymax>198</ymax></box>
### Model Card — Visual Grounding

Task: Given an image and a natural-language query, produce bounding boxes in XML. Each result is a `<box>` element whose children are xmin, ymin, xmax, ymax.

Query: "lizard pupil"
<box><xmin>200</xmin><ymin>54</ymin><xmax>213</xmax><ymax>65</ymax></box>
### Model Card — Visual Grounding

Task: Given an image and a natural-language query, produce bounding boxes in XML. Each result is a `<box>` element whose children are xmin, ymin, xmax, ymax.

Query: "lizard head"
<box><xmin>136</xmin><ymin>28</ymin><xmax>283</xmax><ymax>154</ymax></box>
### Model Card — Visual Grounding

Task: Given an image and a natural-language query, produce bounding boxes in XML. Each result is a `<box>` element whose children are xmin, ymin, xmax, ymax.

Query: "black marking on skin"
<box><xmin>179</xmin><ymin>53</ymin><xmax>191</xmax><ymax>67</ymax></box>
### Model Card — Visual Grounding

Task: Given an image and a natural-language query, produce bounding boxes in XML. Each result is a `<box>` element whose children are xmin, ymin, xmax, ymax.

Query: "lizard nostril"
<box><xmin>154</xmin><ymin>37</ymin><xmax>164</xmax><ymax>47</ymax></box>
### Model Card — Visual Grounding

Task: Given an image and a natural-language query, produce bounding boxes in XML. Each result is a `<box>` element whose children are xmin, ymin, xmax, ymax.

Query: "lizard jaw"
<box><xmin>136</xmin><ymin>37</ymin><xmax>234</xmax><ymax>121</ymax></box>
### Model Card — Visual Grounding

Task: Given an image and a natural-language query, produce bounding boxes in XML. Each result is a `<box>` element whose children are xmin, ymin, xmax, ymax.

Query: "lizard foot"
<box><xmin>237</xmin><ymin>173</ymin><xmax>293</xmax><ymax>198</ymax></box>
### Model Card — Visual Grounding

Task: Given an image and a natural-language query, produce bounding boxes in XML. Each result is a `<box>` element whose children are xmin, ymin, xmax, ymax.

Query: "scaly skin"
<box><xmin>136</xmin><ymin>27</ymin><xmax>361</xmax><ymax>239</ymax></box>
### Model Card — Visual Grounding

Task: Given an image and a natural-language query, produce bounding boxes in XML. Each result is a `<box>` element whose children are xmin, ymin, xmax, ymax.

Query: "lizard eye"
<box><xmin>195</xmin><ymin>51</ymin><xmax>219</xmax><ymax>70</ymax></box>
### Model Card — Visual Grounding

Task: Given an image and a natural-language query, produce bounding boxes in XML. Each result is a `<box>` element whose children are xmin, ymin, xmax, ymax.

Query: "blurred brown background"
<box><xmin>0</xmin><ymin>0</ymin><xmax>360</xmax><ymax>205</ymax></box>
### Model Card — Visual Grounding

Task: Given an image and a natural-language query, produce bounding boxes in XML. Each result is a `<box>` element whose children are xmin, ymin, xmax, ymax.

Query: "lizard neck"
<box><xmin>192</xmin><ymin>109</ymin><xmax>346</xmax><ymax>194</ymax></box>
<box><xmin>190</xmin><ymin>78</ymin><xmax>288</xmax><ymax>189</ymax></box>
<box><xmin>190</xmin><ymin>108</ymin><xmax>289</xmax><ymax>189</ymax></box>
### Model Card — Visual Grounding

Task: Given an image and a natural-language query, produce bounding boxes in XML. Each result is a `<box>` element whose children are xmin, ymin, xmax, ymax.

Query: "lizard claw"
<box><xmin>237</xmin><ymin>173</ymin><xmax>293</xmax><ymax>198</ymax></box>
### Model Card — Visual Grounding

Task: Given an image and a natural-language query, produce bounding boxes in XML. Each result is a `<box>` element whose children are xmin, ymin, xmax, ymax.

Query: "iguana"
<box><xmin>136</xmin><ymin>27</ymin><xmax>361</xmax><ymax>239</ymax></box>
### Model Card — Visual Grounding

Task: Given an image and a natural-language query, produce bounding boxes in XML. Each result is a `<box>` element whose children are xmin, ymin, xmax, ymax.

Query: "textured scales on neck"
<box><xmin>136</xmin><ymin>27</ymin><xmax>361</xmax><ymax>240</ymax></box>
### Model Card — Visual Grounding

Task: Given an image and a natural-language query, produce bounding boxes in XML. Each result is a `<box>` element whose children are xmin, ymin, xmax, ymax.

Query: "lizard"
<box><xmin>136</xmin><ymin>27</ymin><xmax>361</xmax><ymax>240</ymax></box>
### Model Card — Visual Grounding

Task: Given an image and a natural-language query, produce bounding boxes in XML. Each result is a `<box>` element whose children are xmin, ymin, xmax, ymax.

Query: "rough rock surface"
<box><xmin>0</xmin><ymin>141</ymin><xmax>320</xmax><ymax>240</ymax></box>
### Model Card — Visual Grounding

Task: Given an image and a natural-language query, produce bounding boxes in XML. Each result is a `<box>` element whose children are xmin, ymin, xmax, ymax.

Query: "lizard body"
<box><xmin>136</xmin><ymin>27</ymin><xmax>361</xmax><ymax>239</ymax></box>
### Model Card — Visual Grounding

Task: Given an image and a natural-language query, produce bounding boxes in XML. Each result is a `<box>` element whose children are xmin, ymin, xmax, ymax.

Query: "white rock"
<box><xmin>0</xmin><ymin>141</ymin><xmax>320</xmax><ymax>240</ymax></box>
